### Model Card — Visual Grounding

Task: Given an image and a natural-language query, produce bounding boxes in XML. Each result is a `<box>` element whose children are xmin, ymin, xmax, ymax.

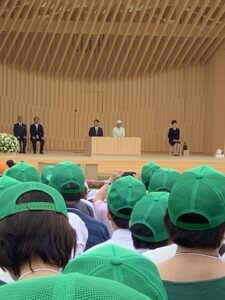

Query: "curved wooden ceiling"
<box><xmin>0</xmin><ymin>0</ymin><xmax>225</xmax><ymax>79</ymax></box>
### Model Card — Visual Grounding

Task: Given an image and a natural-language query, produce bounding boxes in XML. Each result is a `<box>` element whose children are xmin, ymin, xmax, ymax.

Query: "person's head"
<box><xmin>116</xmin><ymin>120</ymin><xmax>122</xmax><ymax>128</ymax></box>
<box><xmin>49</xmin><ymin>161</ymin><xmax>85</xmax><ymax>204</ymax></box>
<box><xmin>149</xmin><ymin>168</ymin><xmax>180</xmax><ymax>192</ymax></box>
<box><xmin>34</xmin><ymin>116</ymin><xmax>40</xmax><ymax>124</ymax></box>
<box><xmin>171</xmin><ymin>120</ymin><xmax>177</xmax><ymax>128</ymax></box>
<box><xmin>0</xmin><ymin>182</ymin><xmax>76</xmax><ymax>279</ymax></box>
<box><xmin>0</xmin><ymin>273</ymin><xmax>150</xmax><ymax>300</ymax></box>
<box><xmin>94</xmin><ymin>119</ymin><xmax>99</xmax><ymax>127</ymax></box>
<box><xmin>4</xmin><ymin>161</ymin><xmax>40</xmax><ymax>182</ymax></box>
<box><xmin>17</xmin><ymin>116</ymin><xmax>23</xmax><ymax>123</ymax></box>
<box><xmin>130</xmin><ymin>192</ymin><xmax>169</xmax><ymax>250</ymax></box>
<box><xmin>64</xmin><ymin>244</ymin><xmax>167</xmax><ymax>299</ymax></box>
<box><xmin>41</xmin><ymin>165</ymin><xmax>54</xmax><ymax>185</ymax></box>
<box><xmin>6</xmin><ymin>160</ymin><xmax>16</xmax><ymax>168</ymax></box>
<box><xmin>166</xmin><ymin>165</ymin><xmax>225</xmax><ymax>250</ymax></box>
<box><xmin>141</xmin><ymin>162</ymin><xmax>160</xmax><ymax>190</ymax></box>
<box><xmin>0</xmin><ymin>162</ymin><xmax>8</xmax><ymax>175</ymax></box>
<box><xmin>107</xmin><ymin>176</ymin><xmax>146</xmax><ymax>229</ymax></box>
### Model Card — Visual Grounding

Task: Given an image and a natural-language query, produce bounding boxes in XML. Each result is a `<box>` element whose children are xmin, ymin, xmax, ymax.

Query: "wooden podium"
<box><xmin>85</xmin><ymin>137</ymin><xmax>141</xmax><ymax>156</ymax></box>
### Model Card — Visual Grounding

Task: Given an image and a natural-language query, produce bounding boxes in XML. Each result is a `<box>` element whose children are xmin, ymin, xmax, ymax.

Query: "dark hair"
<box><xmin>164</xmin><ymin>211</ymin><xmax>225</xmax><ymax>249</ymax></box>
<box><xmin>62</xmin><ymin>192</ymin><xmax>83</xmax><ymax>202</ymax></box>
<box><xmin>0</xmin><ymin>191</ymin><xmax>76</xmax><ymax>277</ymax></box>
<box><xmin>6</xmin><ymin>160</ymin><xmax>16</xmax><ymax>168</ymax></box>
<box><xmin>108</xmin><ymin>208</ymin><xmax>132</xmax><ymax>229</ymax></box>
<box><xmin>131</xmin><ymin>224</ymin><xmax>168</xmax><ymax>250</ymax></box>
<box><xmin>94</xmin><ymin>119</ymin><xmax>99</xmax><ymax>123</ymax></box>
<box><xmin>171</xmin><ymin>120</ymin><xmax>177</xmax><ymax>125</ymax></box>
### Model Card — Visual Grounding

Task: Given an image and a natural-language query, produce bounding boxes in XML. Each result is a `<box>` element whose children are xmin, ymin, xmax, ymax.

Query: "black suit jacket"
<box><xmin>14</xmin><ymin>123</ymin><xmax>27</xmax><ymax>138</ymax></box>
<box><xmin>30</xmin><ymin>124</ymin><xmax>44</xmax><ymax>140</ymax></box>
<box><xmin>89</xmin><ymin>127</ymin><xmax>103</xmax><ymax>137</ymax></box>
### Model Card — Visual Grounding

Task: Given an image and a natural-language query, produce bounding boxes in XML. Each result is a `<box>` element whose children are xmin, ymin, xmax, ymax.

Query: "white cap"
<box><xmin>116</xmin><ymin>120</ymin><xmax>122</xmax><ymax>124</ymax></box>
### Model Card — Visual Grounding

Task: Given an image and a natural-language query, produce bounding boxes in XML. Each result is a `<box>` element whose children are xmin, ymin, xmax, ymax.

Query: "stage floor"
<box><xmin>1</xmin><ymin>151</ymin><xmax>225</xmax><ymax>175</ymax></box>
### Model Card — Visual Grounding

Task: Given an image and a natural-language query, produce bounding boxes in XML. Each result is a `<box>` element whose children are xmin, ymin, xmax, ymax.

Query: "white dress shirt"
<box><xmin>143</xmin><ymin>244</ymin><xmax>177</xmax><ymax>264</ymax></box>
<box><xmin>89</xmin><ymin>229</ymin><xmax>135</xmax><ymax>251</ymax></box>
<box><xmin>112</xmin><ymin>127</ymin><xmax>125</xmax><ymax>137</ymax></box>
<box><xmin>68</xmin><ymin>212</ymin><xmax>88</xmax><ymax>256</ymax></box>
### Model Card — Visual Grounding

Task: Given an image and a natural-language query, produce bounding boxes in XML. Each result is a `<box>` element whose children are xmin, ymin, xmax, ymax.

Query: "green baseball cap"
<box><xmin>141</xmin><ymin>162</ymin><xmax>160</xmax><ymax>189</ymax></box>
<box><xmin>0</xmin><ymin>181</ymin><xmax>68</xmax><ymax>220</ymax></box>
<box><xmin>4</xmin><ymin>162</ymin><xmax>40</xmax><ymax>182</ymax></box>
<box><xmin>64</xmin><ymin>244</ymin><xmax>167</xmax><ymax>299</ymax></box>
<box><xmin>168</xmin><ymin>165</ymin><xmax>225</xmax><ymax>230</ymax></box>
<box><xmin>0</xmin><ymin>175</ymin><xmax>20</xmax><ymax>196</ymax></box>
<box><xmin>107</xmin><ymin>176</ymin><xmax>146</xmax><ymax>219</ymax></box>
<box><xmin>130</xmin><ymin>192</ymin><xmax>169</xmax><ymax>242</ymax></box>
<box><xmin>49</xmin><ymin>161</ymin><xmax>85</xmax><ymax>194</ymax></box>
<box><xmin>0</xmin><ymin>273</ymin><xmax>151</xmax><ymax>300</ymax></box>
<box><xmin>149</xmin><ymin>168</ymin><xmax>180</xmax><ymax>192</ymax></box>
<box><xmin>41</xmin><ymin>165</ymin><xmax>54</xmax><ymax>185</ymax></box>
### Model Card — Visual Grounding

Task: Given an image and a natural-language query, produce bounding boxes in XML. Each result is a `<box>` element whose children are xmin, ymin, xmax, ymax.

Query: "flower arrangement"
<box><xmin>0</xmin><ymin>133</ymin><xmax>20</xmax><ymax>153</ymax></box>
<box><xmin>86</xmin><ymin>179</ymin><xmax>106</xmax><ymax>189</ymax></box>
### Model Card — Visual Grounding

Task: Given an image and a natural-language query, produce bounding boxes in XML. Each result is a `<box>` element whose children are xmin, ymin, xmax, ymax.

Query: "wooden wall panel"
<box><xmin>0</xmin><ymin>64</ymin><xmax>205</xmax><ymax>153</ymax></box>
<box><xmin>204</xmin><ymin>41</ymin><xmax>225</xmax><ymax>154</ymax></box>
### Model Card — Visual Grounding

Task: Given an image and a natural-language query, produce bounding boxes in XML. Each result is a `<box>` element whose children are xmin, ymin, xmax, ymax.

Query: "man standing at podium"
<box><xmin>89</xmin><ymin>119</ymin><xmax>104</xmax><ymax>137</ymax></box>
<box><xmin>112</xmin><ymin>120</ymin><xmax>125</xmax><ymax>137</ymax></box>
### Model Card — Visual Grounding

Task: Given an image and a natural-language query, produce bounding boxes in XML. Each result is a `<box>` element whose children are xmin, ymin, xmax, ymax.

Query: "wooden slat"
<box><xmin>55</xmin><ymin>1</ymin><xmax>86</xmax><ymax>77</ymax></box>
<box><xmin>117</xmin><ymin>0</ymin><xmax>151</xmax><ymax>78</ymax></box>
<box><xmin>63</xmin><ymin>0</ymin><xmax>96</xmax><ymax>78</ymax></box>
<box><xmin>38</xmin><ymin>0</ymin><xmax>69</xmax><ymax>74</ymax></box>
<box><xmin>99</xmin><ymin>0</ymin><xmax>132</xmax><ymax>80</ymax></box>
<box><xmin>3</xmin><ymin>0</ymin><xmax>36</xmax><ymax>65</ymax></box>
<box><xmin>0</xmin><ymin>0</ymin><xmax>24</xmax><ymax>53</ymax></box>
<box><xmin>134</xmin><ymin>0</ymin><xmax>170</xmax><ymax>77</ymax></box>
<box><xmin>125</xmin><ymin>0</ymin><xmax>159</xmax><ymax>77</ymax></box>
<box><xmin>29</xmin><ymin>0</ymin><xmax>61</xmax><ymax>73</ymax></box>
<box><xmin>151</xmin><ymin>0</ymin><xmax>189</xmax><ymax>73</ymax></box>
<box><xmin>72</xmin><ymin>1</ymin><xmax>104</xmax><ymax>79</ymax></box>
<box><xmin>107</xmin><ymin>0</ymin><xmax>143</xmax><ymax>80</ymax></box>
<box><xmin>46</xmin><ymin>0</ymin><xmax>78</xmax><ymax>76</ymax></box>
<box><xmin>81</xmin><ymin>0</ymin><xmax>114</xmax><ymax>80</ymax></box>
<box><xmin>178</xmin><ymin>0</ymin><xmax>222</xmax><ymax>68</ymax></box>
<box><xmin>143</xmin><ymin>0</ymin><xmax>180</xmax><ymax>75</ymax></box>
<box><xmin>11</xmin><ymin>0</ymin><xmax>44</xmax><ymax>66</ymax></box>
<box><xmin>20</xmin><ymin>0</ymin><xmax>54</xmax><ymax>70</ymax></box>
<box><xmin>90</xmin><ymin>0</ymin><xmax>123</xmax><ymax>79</ymax></box>
<box><xmin>167</xmin><ymin>0</ymin><xmax>208</xmax><ymax>71</ymax></box>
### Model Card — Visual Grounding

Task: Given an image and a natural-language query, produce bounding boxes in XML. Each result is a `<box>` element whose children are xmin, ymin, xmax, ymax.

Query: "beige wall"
<box><xmin>204</xmin><ymin>41</ymin><xmax>225</xmax><ymax>154</ymax></box>
<box><xmin>0</xmin><ymin>64</ymin><xmax>205</xmax><ymax>152</ymax></box>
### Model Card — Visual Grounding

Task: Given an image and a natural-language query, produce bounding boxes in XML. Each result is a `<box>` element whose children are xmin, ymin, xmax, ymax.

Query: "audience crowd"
<box><xmin>0</xmin><ymin>158</ymin><xmax>225</xmax><ymax>299</ymax></box>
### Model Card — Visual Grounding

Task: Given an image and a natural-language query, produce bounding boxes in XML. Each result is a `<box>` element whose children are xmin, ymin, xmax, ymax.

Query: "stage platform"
<box><xmin>1</xmin><ymin>151</ymin><xmax>225</xmax><ymax>176</ymax></box>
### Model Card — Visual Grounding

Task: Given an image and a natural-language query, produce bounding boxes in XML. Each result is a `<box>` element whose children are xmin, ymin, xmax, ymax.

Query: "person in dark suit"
<box><xmin>30</xmin><ymin>116</ymin><xmax>45</xmax><ymax>154</ymax></box>
<box><xmin>89</xmin><ymin>119</ymin><xmax>104</xmax><ymax>137</ymax></box>
<box><xmin>13</xmin><ymin>116</ymin><xmax>27</xmax><ymax>153</ymax></box>
<box><xmin>168</xmin><ymin>120</ymin><xmax>180</xmax><ymax>156</ymax></box>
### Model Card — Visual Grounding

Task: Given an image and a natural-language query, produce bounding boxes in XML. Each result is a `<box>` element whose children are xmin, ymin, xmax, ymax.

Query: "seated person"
<box><xmin>168</xmin><ymin>120</ymin><xmax>180</xmax><ymax>156</ymax></box>
<box><xmin>64</xmin><ymin>244</ymin><xmax>167</xmax><ymax>299</ymax></box>
<box><xmin>158</xmin><ymin>165</ymin><xmax>225</xmax><ymax>300</ymax></box>
<box><xmin>49</xmin><ymin>161</ymin><xmax>110</xmax><ymax>249</ymax></box>
<box><xmin>112</xmin><ymin>120</ymin><xmax>125</xmax><ymax>137</ymax></box>
<box><xmin>130</xmin><ymin>192</ymin><xmax>169</xmax><ymax>254</ymax></box>
<box><xmin>88</xmin><ymin>119</ymin><xmax>103</xmax><ymax>137</ymax></box>
<box><xmin>13</xmin><ymin>116</ymin><xmax>27</xmax><ymax>154</ymax></box>
<box><xmin>141</xmin><ymin>162</ymin><xmax>160</xmax><ymax>190</ymax></box>
<box><xmin>30</xmin><ymin>116</ymin><xmax>45</xmax><ymax>154</ymax></box>
<box><xmin>92</xmin><ymin>172</ymin><xmax>146</xmax><ymax>250</ymax></box>
<box><xmin>0</xmin><ymin>182</ymin><xmax>76</xmax><ymax>281</ymax></box>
